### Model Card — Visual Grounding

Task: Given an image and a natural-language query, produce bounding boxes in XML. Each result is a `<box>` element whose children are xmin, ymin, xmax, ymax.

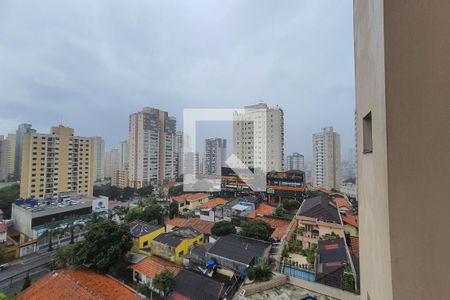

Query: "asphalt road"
<box><xmin>0</xmin><ymin>251</ymin><xmax>53</xmax><ymax>292</ymax></box>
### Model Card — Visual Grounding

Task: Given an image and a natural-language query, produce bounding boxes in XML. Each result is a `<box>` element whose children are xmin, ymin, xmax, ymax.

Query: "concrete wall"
<box><xmin>355</xmin><ymin>0</ymin><xmax>450</xmax><ymax>299</ymax></box>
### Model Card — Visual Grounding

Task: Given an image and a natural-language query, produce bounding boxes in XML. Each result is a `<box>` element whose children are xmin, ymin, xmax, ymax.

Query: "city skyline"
<box><xmin>0</xmin><ymin>1</ymin><xmax>355</xmax><ymax>160</ymax></box>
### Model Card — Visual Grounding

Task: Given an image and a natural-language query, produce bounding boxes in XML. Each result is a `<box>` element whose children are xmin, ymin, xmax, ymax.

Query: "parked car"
<box><xmin>0</xmin><ymin>263</ymin><xmax>9</xmax><ymax>270</ymax></box>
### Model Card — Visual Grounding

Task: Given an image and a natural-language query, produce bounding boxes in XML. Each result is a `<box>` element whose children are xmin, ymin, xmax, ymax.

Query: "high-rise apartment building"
<box><xmin>92</xmin><ymin>137</ymin><xmax>105</xmax><ymax>182</ymax></box>
<box><xmin>233</xmin><ymin>103</ymin><xmax>284</xmax><ymax>173</ymax></box>
<box><xmin>175</xmin><ymin>131</ymin><xmax>183</xmax><ymax>178</ymax></box>
<box><xmin>111</xmin><ymin>165</ymin><xmax>129</xmax><ymax>189</ymax></box>
<box><xmin>204</xmin><ymin>138</ymin><xmax>227</xmax><ymax>176</ymax></box>
<box><xmin>119</xmin><ymin>140</ymin><xmax>128</xmax><ymax>169</ymax></box>
<box><xmin>20</xmin><ymin>125</ymin><xmax>94</xmax><ymax>199</ymax></box>
<box><xmin>6</xmin><ymin>134</ymin><xmax>16</xmax><ymax>178</ymax></box>
<box><xmin>128</xmin><ymin>107</ymin><xmax>176</xmax><ymax>187</ymax></box>
<box><xmin>104</xmin><ymin>149</ymin><xmax>120</xmax><ymax>179</ymax></box>
<box><xmin>0</xmin><ymin>136</ymin><xmax>9</xmax><ymax>182</ymax></box>
<box><xmin>15</xmin><ymin>123</ymin><xmax>36</xmax><ymax>179</ymax></box>
<box><xmin>285</xmin><ymin>152</ymin><xmax>304</xmax><ymax>171</ymax></box>
<box><xmin>312</xmin><ymin>127</ymin><xmax>341</xmax><ymax>190</ymax></box>
<box><xmin>355</xmin><ymin>1</ymin><xmax>450</xmax><ymax>299</ymax></box>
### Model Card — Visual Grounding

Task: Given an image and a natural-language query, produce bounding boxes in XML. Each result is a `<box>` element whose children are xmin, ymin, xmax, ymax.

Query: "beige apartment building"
<box><xmin>111</xmin><ymin>165</ymin><xmax>129</xmax><ymax>189</ymax></box>
<box><xmin>355</xmin><ymin>0</ymin><xmax>450</xmax><ymax>299</ymax></box>
<box><xmin>6</xmin><ymin>134</ymin><xmax>16</xmax><ymax>178</ymax></box>
<box><xmin>20</xmin><ymin>125</ymin><xmax>94</xmax><ymax>199</ymax></box>
<box><xmin>128</xmin><ymin>107</ymin><xmax>176</xmax><ymax>188</ymax></box>
<box><xmin>233</xmin><ymin>103</ymin><xmax>284</xmax><ymax>173</ymax></box>
<box><xmin>312</xmin><ymin>127</ymin><xmax>341</xmax><ymax>190</ymax></box>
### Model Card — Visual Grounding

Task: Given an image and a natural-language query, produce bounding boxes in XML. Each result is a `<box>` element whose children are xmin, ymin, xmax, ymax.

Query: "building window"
<box><xmin>363</xmin><ymin>112</ymin><xmax>373</xmax><ymax>154</ymax></box>
<box><xmin>143</xmin><ymin>241</ymin><xmax>148</xmax><ymax>247</ymax></box>
<box><xmin>178</xmin><ymin>250</ymin><xmax>184</xmax><ymax>256</ymax></box>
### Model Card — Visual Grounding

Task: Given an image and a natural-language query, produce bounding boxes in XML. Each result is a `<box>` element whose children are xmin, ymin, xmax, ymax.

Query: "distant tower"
<box><xmin>312</xmin><ymin>127</ymin><xmax>341</xmax><ymax>190</ymax></box>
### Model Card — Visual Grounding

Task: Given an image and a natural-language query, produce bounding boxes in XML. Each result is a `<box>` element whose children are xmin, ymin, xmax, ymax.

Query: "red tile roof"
<box><xmin>165</xmin><ymin>218</ymin><xmax>214</xmax><ymax>235</ymax></box>
<box><xmin>349</xmin><ymin>236</ymin><xmax>359</xmax><ymax>257</ymax></box>
<box><xmin>334</xmin><ymin>198</ymin><xmax>352</xmax><ymax>210</ymax></box>
<box><xmin>255</xmin><ymin>217</ymin><xmax>290</xmax><ymax>239</ymax></box>
<box><xmin>133</xmin><ymin>256</ymin><xmax>180</xmax><ymax>280</ymax></box>
<box><xmin>248</xmin><ymin>204</ymin><xmax>276</xmax><ymax>218</ymax></box>
<box><xmin>342</xmin><ymin>214</ymin><xmax>358</xmax><ymax>228</ymax></box>
<box><xmin>200</xmin><ymin>198</ymin><xmax>228</xmax><ymax>209</ymax></box>
<box><xmin>172</xmin><ymin>193</ymin><xmax>209</xmax><ymax>203</ymax></box>
<box><xmin>0</xmin><ymin>223</ymin><xmax>6</xmax><ymax>233</ymax></box>
<box><xmin>16</xmin><ymin>269</ymin><xmax>139</xmax><ymax>300</ymax></box>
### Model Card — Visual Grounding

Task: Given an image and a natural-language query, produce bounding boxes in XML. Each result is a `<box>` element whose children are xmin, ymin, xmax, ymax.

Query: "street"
<box><xmin>0</xmin><ymin>251</ymin><xmax>53</xmax><ymax>293</ymax></box>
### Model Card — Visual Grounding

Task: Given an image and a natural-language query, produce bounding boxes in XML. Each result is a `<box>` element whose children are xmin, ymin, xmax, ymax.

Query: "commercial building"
<box><xmin>11</xmin><ymin>194</ymin><xmax>108</xmax><ymax>241</ymax></box>
<box><xmin>286</xmin><ymin>152</ymin><xmax>305</xmax><ymax>171</ymax></box>
<box><xmin>233</xmin><ymin>103</ymin><xmax>284</xmax><ymax>173</ymax></box>
<box><xmin>312</xmin><ymin>127</ymin><xmax>341</xmax><ymax>190</ymax></box>
<box><xmin>15</xmin><ymin>123</ymin><xmax>36</xmax><ymax>180</ymax></box>
<box><xmin>204</xmin><ymin>138</ymin><xmax>227</xmax><ymax>176</ymax></box>
<box><xmin>104</xmin><ymin>148</ymin><xmax>120</xmax><ymax>179</ymax></box>
<box><xmin>92</xmin><ymin>136</ymin><xmax>105</xmax><ymax>182</ymax></box>
<box><xmin>20</xmin><ymin>125</ymin><xmax>94</xmax><ymax>199</ymax></box>
<box><xmin>265</xmin><ymin>170</ymin><xmax>305</xmax><ymax>204</ymax></box>
<box><xmin>0</xmin><ymin>136</ymin><xmax>9</xmax><ymax>181</ymax></box>
<box><xmin>128</xmin><ymin>107</ymin><xmax>177</xmax><ymax>187</ymax></box>
<box><xmin>354</xmin><ymin>1</ymin><xmax>450</xmax><ymax>298</ymax></box>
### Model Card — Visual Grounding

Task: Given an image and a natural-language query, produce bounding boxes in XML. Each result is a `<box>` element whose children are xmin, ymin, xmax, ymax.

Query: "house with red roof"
<box><xmin>172</xmin><ymin>193</ymin><xmax>210</xmax><ymax>215</ymax></box>
<box><xmin>132</xmin><ymin>255</ymin><xmax>181</xmax><ymax>295</ymax></box>
<box><xmin>199</xmin><ymin>198</ymin><xmax>228</xmax><ymax>221</ymax></box>
<box><xmin>334</xmin><ymin>198</ymin><xmax>358</xmax><ymax>237</ymax></box>
<box><xmin>16</xmin><ymin>269</ymin><xmax>139</xmax><ymax>300</ymax></box>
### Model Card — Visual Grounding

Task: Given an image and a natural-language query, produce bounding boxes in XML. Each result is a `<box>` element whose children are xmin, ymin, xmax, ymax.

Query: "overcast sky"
<box><xmin>0</xmin><ymin>0</ymin><xmax>355</xmax><ymax>161</ymax></box>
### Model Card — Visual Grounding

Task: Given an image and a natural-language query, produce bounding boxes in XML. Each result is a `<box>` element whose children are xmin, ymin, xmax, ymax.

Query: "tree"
<box><xmin>288</xmin><ymin>239</ymin><xmax>302</xmax><ymax>253</ymax></box>
<box><xmin>141</xmin><ymin>204</ymin><xmax>164</xmax><ymax>224</ymax></box>
<box><xmin>169</xmin><ymin>202</ymin><xmax>179</xmax><ymax>219</ymax></box>
<box><xmin>0</xmin><ymin>184</ymin><xmax>19</xmax><ymax>218</ymax></box>
<box><xmin>38</xmin><ymin>219</ymin><xmax>58</xmax><ymax>252</ymax></box>
<box><xmin>109</xmin><ymin>186</ymin><xmax>122</xmax><ymax>199</ymax></box>
<box><xmin>137</xmin><ymin>185</ymin><xmax>154</xmax><ymax>198</ymax></box>
<box><xmin>73</xmin><ymin>219</ymin><xmax>133</xmax><ymax>273</ymax></box>
<box><xmin>304</xmin><ymin>244</ymin><xmax>317</xmax><ymax>264</ymax></box>
<box><xmin>168</xmin><ymin>185</ymin><xmax>183</xmax><ymax>196</ymax></box>
<box><xmin>341</xmin><ymin>265</ymin><xmax>356</xmax><ymax>292</ymax></box>
<box><xmin>274</xmin><ymin>207</ymin><xmax>284</xmax><ymax>217</ymax></box>
<box><xmin>52</xmin><ymin>244</ymin><xmax>77</xmax><ymax>269</ymax></box>
<box><xmin>122</xmin><ymin>187</ymin><xmax>135</xmax><ymax>200</ymax></box>
<box><xmin>153</xmin><ymin>269</ymin><xmax>175</xmax><ymax>298</ymax></box>
<box><xmin>21</xmin><ymin>273</ymin><xmax>31</xmax><ymax>291</ymax></box>
<box><xmin>252</xmin><ymin>263</ymin><xmax>272</xmax><ymax>281</ymax></box>
<box><xmin>240</xmin><ymin>219</ymin><xmax>273</xmax><ymax>241</ymax></box>
<box><xmin>305</xmin><ymin>190</ymin><xmax>323</xmax><ymax>198</ymax></box>
<box><xmin>0</xmin><ymin>245</ymin><xmax>7</xmax><ymax>264</ymax></box>
<box><xmin>211</xmin><ymin>221</ymin><xmax>236</xmax><ymax>236</ymax></box>
<box><xmin>0</xmin><ymin>292</ymin><xmax>7</xmax><ymax>300</ymax></box>
<box><xmin>124</xmin><ymin>207</ymin><xmax>143</xmax><ymax>222</ymax></box>
<box><xmin>282</xmin><ymin>199</ymin><xmax>301</xmax><ymax>211</ymax></box>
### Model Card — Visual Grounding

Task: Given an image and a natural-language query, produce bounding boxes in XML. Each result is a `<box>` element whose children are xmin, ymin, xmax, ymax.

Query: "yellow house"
<box><xmin>151</xmin><ymin>226</ymin><xmax>204</xmax><ymax>264</ymax></box>
<box><xmin>171</xmin><ymin>193</ymin><xmax>210</xmax><ymax>215</ymax></box>
<box><xmin>128</xmin><ymin>220</ymin><xmax>165</xmax><ymax>250</ymax></box>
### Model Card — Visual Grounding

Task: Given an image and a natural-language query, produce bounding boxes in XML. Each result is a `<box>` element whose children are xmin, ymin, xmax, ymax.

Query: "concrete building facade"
<box><xmin>233</xmin><ymin>103</ymin><xmax>284</xmax><ymax>173</ymax></box>
<box><xmin>104</xmin><ymin>149</ymin><xmax>120</xmax><ymax>179</ymax></box>
<box><xmin>20</xmin><ymin>125</ymin><xmax>94</xmax><ymax>199</ymax></box>
<box><xmin>0</xmin><ymin>136</ymin><xmax>9</xmax><ymax>182</ymax></box>
<box><xmin>355</xmin><ymin>1</ymin><xmax>450</xmax><ymax>299</ymax></box>
<box><xmin>15</xmin><ymin>123</ymin><xmax>36</xmax><ymax>180</ymax></box>
<box><xmin>204</xmin><ymin>138</ymin><xmax>226</xmax><ymax>176</ymax></box>
<box><xmin>92</xmin><ymin>137</ymin><xmax>105</xmax><ymax>182</ymax></box>
<box><xmin>312</xmin><ymin>127</ymin><xmax>341</xmax><ymax>190</ymax></box>
<box><xmin>286</xmin><ymin>152</ymin><xmax>305</xmax><ymax>171</ymax></box>
<box><xmin>119</xmin><ymin>140</ymin><xmax>128</xmax><ymax>170</ymax></box>
<box><xmin>6</xmin><ymin>134</ymin><xmax>16</xmax><ymax>179</ymax></box>
<box><xmin>128</xmin><ymin>107</ymin><xmax>176</xmax><ymax>188</ymax></box>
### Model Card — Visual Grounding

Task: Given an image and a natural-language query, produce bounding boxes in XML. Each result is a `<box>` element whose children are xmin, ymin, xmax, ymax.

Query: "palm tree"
<box><xmin>65</xmin><ymin>215</ymin><xmax>82</xmax><ymax>244</ymax></box>
<box><xmin>38</xmin><ymin>218</ymin><xmax>58</xmax><ymax>252</ymax></box>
